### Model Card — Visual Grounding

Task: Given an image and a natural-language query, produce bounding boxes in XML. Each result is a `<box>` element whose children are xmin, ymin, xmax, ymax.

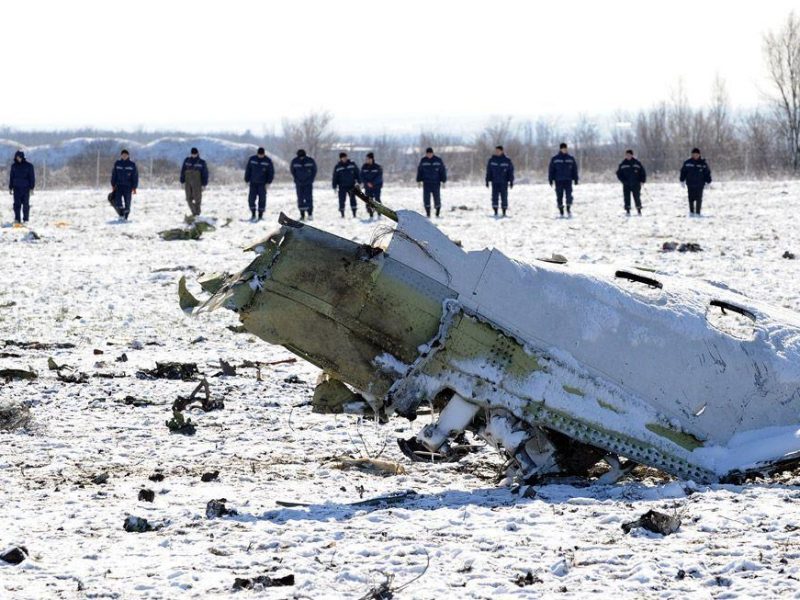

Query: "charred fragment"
<box><xmin>183</xmin><ymin>199</ymin><xmax>800</xmax><ymax>486</ymax></box>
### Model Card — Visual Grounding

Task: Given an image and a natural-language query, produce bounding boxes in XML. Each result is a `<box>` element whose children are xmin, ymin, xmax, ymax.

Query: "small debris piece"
<box><xmin>0</xmin><ymin>402</ymin><xmax>31</xmax><ymax>431</ymax></box>
<box><xmin>0</xmin><ymin>368</ymin><xmax>37</xmax><ymax>381</ymax></box>
<box><xmin>678</xmin><ymin>243</ymin><xmax>703</xmax><ymax>253</ymax></box>
<box><xmin>232</xmin><ymin>574</ymin><xmax>295</xmax><ymax>590</ymax></box>
<box><xmin>2</xmin><ymin>340</ymin><xmax>75</xmax><ymax>350</ymax></box>
<box><xmin>92</xmin><ymin>472</ymin><xmax>109</xmax><ymax>485</ymax></box>
<box><xmin>0</xmin><ymin>546</ymin><xmax>28</xmax><ymax>565</ymax></box>
<box><xmin>331</xmin><ymin>456</ymin><xmax>407</xmax><ymax>476</ymax></box>
<box><xmin>201</xmin><ymin>471</ymin><xmax>220</xmax><ymax>482</ymax></box>
<box><xmin>0</xmin><ymin>301</ymin><xmax>17</xmax><ymax>308</ymax></box>
<box><xmin>219</xmin><ymin>360</ymin><xmax>236</xmax><ymax>376</ymax></box>
<box><xmin>622</xmin><ymin>510</ymin><xmax>681</xmax><ymax>535</ymax></box>
<box><xmin>226</xmin><ymin>325</ymin><xmax>248</xmax><ymax>334</ymax></box>
<box><xmin>783</xmin><ymin>251</ymin><xmax>796</xmax><ymax>260</ymax></box>
<box><xmin>173</xmin><ymin>379</ymin><xmax>222</xmax><ymax>412</ymax></box>
<box><xmin>513</xmin><ymin>571</ymin><xmax>542</xmax><ymax>587</ymax></box>
<box><xmin>116</xmin><ymin>353</ymin><xmax>128</xmax><ymax>363</ymax></box>
<box><xmin>206</xmin><ymin>499</ymin><xmax>238</xmax><ymax>519</ymax></box>
<box><xmin>122</xmin><ymin>395</ymin><xmax>151</xmax><ymax>407</ymax></box>
<box><xmin>123</xmin><ymin>516</ymin><xmax>154</xmax><ymax>533</ymax></box>
<box><xmin>56</xmin><ymin>369</ymin><xmax>89</xmax><ymax>384</ymax></box>
<box><xmin>93</xmin><ymin>349</ymin><xmax>104</xmax><ymax>355</ymax></box>
<box><xmin>47</xmin><ymin>357</ymin><xmax>65</xmax><ymax>370</ymax></box>
<box><xmin>166</xmin><ymin>410</ymin><xmax>196</xmax><ymax>435</ymax></box>
<box><xmin>283</xmin><ymin>374</ymin><xmax>304</xmax><ymax>384</ymax></box>
<box><xmin>138</xmin><ymin>362</ymin><xmax>199</xmax><ymax>381</ymax></box>
<box><xmin>148</xmin><ymin>473</ymin><xmax>166</xmax><ymax>482</ymax></box>
<box><xmin>138</xmin><ymin>489</ymin><xmax>155</xmax><ymax>502</ymax></box>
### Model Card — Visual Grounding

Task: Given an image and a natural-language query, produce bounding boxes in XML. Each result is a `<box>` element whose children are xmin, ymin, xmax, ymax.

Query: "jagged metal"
<box><xmin>181</xmin><ymin>190</ymin><xmax>800</xmax><ymax>484</ymax></box>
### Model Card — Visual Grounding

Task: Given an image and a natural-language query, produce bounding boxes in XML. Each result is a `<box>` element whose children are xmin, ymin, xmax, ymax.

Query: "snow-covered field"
<box><xmin>2</xmin><ymin>181</ymin><xmax>800</xmax><ymax>599</ymax></box>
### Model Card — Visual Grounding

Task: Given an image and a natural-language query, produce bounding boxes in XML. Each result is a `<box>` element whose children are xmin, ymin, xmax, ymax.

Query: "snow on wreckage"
<box><xmin>179</xmin><ymin>187</ymin><xmax>800</xmax><ymax>487</ymax></box>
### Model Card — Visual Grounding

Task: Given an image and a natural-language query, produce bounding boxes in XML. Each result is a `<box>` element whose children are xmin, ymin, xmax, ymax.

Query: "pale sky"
<box><xmin>1</xmin><ymin>1</ymin><xmax>796</xmax><ymax>134</ymax></box>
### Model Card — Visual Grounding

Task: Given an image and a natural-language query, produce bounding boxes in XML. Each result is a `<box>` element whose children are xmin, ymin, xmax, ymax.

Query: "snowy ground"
<box><xmin>2</xmin><ymin>181</ymin><xmax>800</xmax><ymax>599</ymax></box>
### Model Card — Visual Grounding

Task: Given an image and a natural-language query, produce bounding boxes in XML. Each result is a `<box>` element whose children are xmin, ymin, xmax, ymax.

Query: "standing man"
<box><xmin>360</xmin><ymin>152</ymin><xmax>383</xmax><ymax>219</ymax></box>
<box><xmin>679</xmin><ymin>148</ymin><xmax>712</xmax><ymax>216</ymax></box>
<box><xmin>616</xmin><ymin>149</ymin><xmax>647</xmax><ymax>216</ymax></box>
<box><xmin>244</xmin><ymin>147</ymin><xmax>274</xmax><ymax>221</ymax></box>
<box><xmin>416</xmin><ymin>147</ymin><xmax>447</xmax><ymax>217</ymax></box>
<box><xmin>179</xmin><ymin>147</ymin><xmax>209</xmax><ymax>217</ymax></box>
<box><xmin>111</xmin><ymin>149</ymin><xmax>138</xmax><ymax>220</ymax></box>
<box><xmin>332</xmin><ymin>152</ymin><xmax>360</xmax><ymax>218</ymax></box>
<box><xmin>9</xmin><ymin>151</ymin><xmax>35</xmax><ymax>227</ymax></box>
<box><xmin>290</xmin><ymin>149</ymin><xmax>317</xmax><ymax>221</ymax></box>
<box><xmin>485</xmin><ymin>145</ymin><xmax>514</xmax><ymax>217</ymax></box>
<box><xmin>548</xmin><ymin>143</ymin><xmax>579</xmax><ymax>217</ymax></box>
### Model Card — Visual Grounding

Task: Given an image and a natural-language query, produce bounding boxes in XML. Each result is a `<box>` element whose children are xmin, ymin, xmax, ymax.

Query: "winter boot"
<box><xmin>340</xmin><ymin>209</ymin><xmax>345</xmax><ymax>218</ymax></box>
<box><xmin>559</xmin><ymin>206</ymin><xmax>564</xmax><ymax>217</ymax></box>
<box><xmin>352</xmin><ymin>208</ymin><xmax>357</xmax><ymax>218</ymax></box>
<box><xmin>258</xmin><ymin>211</ymin><xmax>264</xmax><ymax>221</ymax></box>
<box><xmin>300</xmin><ymin>210</ymin><xmax>306</xmax><ymax>221</ymax></box>
<box><xmin>637</xmin><ymin>208</ymin><xmax>642</xmax><ymax>216</ymax></box>
<box><xmin>250</xmin><ymin>210</ymin><xmax>256</xmax><ymax>221</ymax></box>
<box><xmin>626</xmin><ymin>209</ymin><xmax>631</xmax><ymax>216</ymax></box>
<box><xmin>502</xmin><ymin>208</ymin><xmax>507</xmax><ymax>217</ymax></box>
<box><xmin>567</xmin><ymin>205</ymin><xmax>572</xmax><ymax>217</ymax></box>
<box><xmin>425</xmin><ymin>207</ymin><xmax>431</xmax><ymax>218</ymax></box>
<box><xmin>435</xmin><ymin>207</ymin><xmax>441</xmax><ymax>218</ymax></box>
<box><xmin>493</xmin><ymin>207</ymin><xmax>498</xmax><ymax>216</ymax></box>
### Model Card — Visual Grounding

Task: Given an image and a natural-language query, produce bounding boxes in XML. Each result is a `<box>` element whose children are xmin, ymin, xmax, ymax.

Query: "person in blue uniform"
<box><xmin>244</xmin><ymin>147</ymin><xmax>274</xmax><ymax>221</ymax></box>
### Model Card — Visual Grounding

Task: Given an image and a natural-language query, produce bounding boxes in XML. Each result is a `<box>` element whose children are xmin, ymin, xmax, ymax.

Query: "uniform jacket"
<box><xmin>180</xmin><ymin>156</ymin><xmax>209</xmax><ymax>186</ymax></box>
<box><xmin>360</xmin><ymin>162</ymin><xmax>383</xmax><ymax>189</ymax></box>
<box><xmin>679</xmin><ymin>157</ymin><xmax>712</xmax><ymax>187</ymax></box>
<box><xmin>332</xmin><ymin>160</ymin><xmax>360</xmax><ymax>189</ymax></box>
<box><xmin>290</xmin><ymin>156</ymin><xmax>318</xmax><ymax>185</ymax></box>
<box><xmin>485</xmin><ymin>154</ymin><xmax>515</xmax><ymax>186</ymax></box>
<box><xmin>9</xmin><ymin>151</ymin><xmax>35</xmax><ymax>191</ymax></box>
<box><xmin>111</xmin><ymin>158</ymin><xmax>139</xmax><ymax>189</ymax></box>
<box><xmin>245</xmin><ymin>155</ymin><xmax>275</xmax><ymax>185</ymax></box>
<box><xmin>549</xmin><ymin>152</ymin><xmax>579</xmax><ymax>184</ymax></box>
<box><xmin>416</xmin><ymin>155</ymin><xmax>447</xmax><ymax>184</ymax></box>
<box><xmin>616</xmin><ymin>158</ymin><xmax>646</xmax><ymax>187</ymax></box>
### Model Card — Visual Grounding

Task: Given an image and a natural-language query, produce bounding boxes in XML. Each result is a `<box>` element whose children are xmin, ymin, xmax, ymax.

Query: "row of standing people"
<box><xmin>6</xmin><ymin>145</ymin><xmax>713</xmax><ymax>225</ymax></box>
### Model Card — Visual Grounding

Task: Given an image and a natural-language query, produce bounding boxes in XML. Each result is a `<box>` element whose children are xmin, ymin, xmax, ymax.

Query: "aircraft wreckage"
<box><xmin>180</xmin><ymin>188</ymin><xmax>800</xmax><ymax>485</ymax></box>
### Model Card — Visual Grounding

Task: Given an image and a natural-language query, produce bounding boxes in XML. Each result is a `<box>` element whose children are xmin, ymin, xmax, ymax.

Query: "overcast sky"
<box><xmin>2</xmin><ymin>1</ymin><xmax>796</xmax><ymax>134</ymax></box>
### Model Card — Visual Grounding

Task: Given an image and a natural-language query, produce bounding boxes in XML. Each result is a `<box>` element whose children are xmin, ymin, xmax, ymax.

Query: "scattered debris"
<box><xmin>226</xmin><ymin>325</ymin><xmax>248</xmax><ymax>334</ymax></box>
<box><xmin>190</xmin><ymin>336</ymin><xmax>207</xmax><ymax>345</ymax></box>
<box><xmin>513</xmin><ymin>571</ymin><xmax>542</xmax><ymax>587</ymax></box>
<box><xmin>92</xmin><ymin>472</ymin><xmax>109</xmax><ymax>485</ymax></box>
<box><xmin>450</xmin><ymin>205</ymin><xmax>474</xmax><ymax>212</ymax></box>
<box><xmin>661</xmin><ymin>241</ymin><xmax>703</xmax><ymax>253</ymax></box>
<box><xmin>217</xmin><ymin>360</ymin><xmax>236</xmax><ymax>377</ymax></box>
<box><xmin>56</xmin><ymin>369</ymin><xmax>89</xmax><ymax>384</ymax></box>
<box><xmin>173</xmin><ymin>379</ymin><xmax>223</xmax><ymax>412</ymax></box>
<box><xmin>0</xmin><ymin>368</ymin><xmax>37</xmax><ymax>381</ymax></box>
<box><xmin>159</xmin><ymin>219</ymin><xmax>216</xmax><ymax>241</ymax></box>
<box><xmin>122</xmin><ymin>395</ymin><xmax>152</xmax><ymax>407</ymax></box>
<box><xmin>93</xmin><ymin>349</ymin><xmax>104</xmax><ymax>355</ymax></box>
<box><xmin>0</xmin><ymin>301</ymin><xmax>17</xmax><ymax>308</ymax></box>
<box><xmin>783</xmin><ymin>251</ymin><xmax>796</xmax><ymax>260</ymax></box>
<box><xmin>276</xmin><ymin>490</ymin><xmax>418</xmax><ymax>509</ymax></box>
<box><xmin>622</xmin><ymin>510</ymin><xmax>682</xmax><ymax>535</ymax></box>
<box><xmin>0</xmin><ymin>402</ymin><xmax>31</xmax><ymax>430</ymax></box>
<box><xmin>206</xmin><ymin>499</ymin><xmax>238</xmax><ymax>519</ymax></box>
<box><xmin>116</xmin><ymin>353</ymin><xmax>128</xmax><ymax>363</ymax></box>
<box><xmin>22</xmin><ymin>230</ymin><xmax>41</xmax><ymax>242</ymax></box>
<box><xmin>2</xmin><ymin>340</ymin><xmax>75</xmax><ymax>350</ymax></box>
<box><xmin>232</xmin><ymin>574</ymin><xmax>294</xmax><ymax>590</ymax></box>
<box><xmin>151</xmin><ymin>265</ymin><xmax>197</xmax><ymax>273</ymax></box>
<box><xmin>283</xmin><ymin>374</ymin><xmax>304</xmax><ymax>385</ymax></box>
<box><xmin>166</xmin><ymin>410</ymin><xmax>197</xmax><ymax>435</ymax></box>
<box><xmin>148</xmin><ymin>472</ymin><xmax>166</xmax><ymax>482</ymax></box>
<box><xmin>47</xmin><ymin>357</ymin><xmax>65</xmax><ymax>370</ymax></box>
<box><xmin>123</xmin><ymin>516</ymin><xmax>155</xmax><ymax>533</ymax></box>
<box><xmin>331</xmin><ymin>456</ymin><xmax>407</xmax><ymax>476</ymax></box>
<box><xmin>0</xmin><ymin>546</ymin><xmax>28</xmax><ymax>565</ymax></box>
<box><xmin>138</xmin><ymin>362</ymin><xmax>199</xmax><ymax>381</ymax></box>
<box><xmin>138</xmin><ymin>489</ymin><xmax>155</xmax><ymax>502</ymax></box>
<box><xmin>201</xmin><ymin>471</ymin><xmax>220</xmax><ymax>482</ymax></box>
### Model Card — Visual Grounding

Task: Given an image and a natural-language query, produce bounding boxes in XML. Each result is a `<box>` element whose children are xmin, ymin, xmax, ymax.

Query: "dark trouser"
<box><xmin>423</xmin><ymin>182</ymin><xmax>441</xmax><ymax>211</ymax></box>
<box><xmin>366</xmin><ymin>186</ymin><xmax>382</xmax><ymax>203</ymax></box>
<box><xmin>623</xmin><ymin>184</ymin><xmax>641</xmax><ymax>211</ymax></box>
<box><xmin>296</xmin><ymin>183</ymin><xmax>313</xmax><ymax>214</ymax></box>
<box><xmin>115</xmin><ymin>187</ymin><xmax>133</xmax><ymax>216</ymax></box>
<box><xmin>688</xmin><ymin>186</ymin><xmax>704</xmax><ymax>214</ymax></box>
<box><xmin>12</xmin><ymin>189</ymin><xmax>30</xmax><ymax>222</ymax></box>
<box><xmin>184</xmin><ymin>178</ymin><xmax>203</xmax><ymax>216</ymax></box>
<box><xmin>555</xmin><ymin>181</ymin><xmax>573</xmax><ymax>209</ymax></box>
<box><xmin>491</xmin><ymin>183</ymin><xmax>509</xmax><ymax>210</ymax></box>
<box><xmin>338</xmin><ymin>188</ymin><xmax>357</xmax><ymax>211</ymax></box>
<box><xmin>248</xmin><ymin>183</ymin><xmax>267</xmax><ymax>213</ymax></box>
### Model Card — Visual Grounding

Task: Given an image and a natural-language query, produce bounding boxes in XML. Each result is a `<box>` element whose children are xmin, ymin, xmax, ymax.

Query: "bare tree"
<box><xmin>707</xmin><ymin>75</ymin><xmax>737</xmax><ymax>169</ymax></box>
<box><xmin>281</xmin><ymin>111</ymin><xmax>336</xmax><ymax>164</ymax></box>
<box><xmin>764</xmin><ymin>11</ymin><xmax>800</xmax><ymax>171</ymax></box>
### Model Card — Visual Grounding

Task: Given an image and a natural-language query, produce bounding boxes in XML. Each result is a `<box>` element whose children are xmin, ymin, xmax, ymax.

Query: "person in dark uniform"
<box><xmin>332</xmin><ymin>152</ymin><xmax>360</xmax><ymax>218</ymax></box>
<box><xmin>485</xmin><ymin>145</ymin><xmax>514</xmax><ymax>217</ymax></box>
<box><xmin>111</xmin><ymin>149</ymin><xmax>138</xmax><ymax>220</ymax></box>
<box><xmin>8</xmin><ymin>151</ymin><xmax>35</xmax><ymax>226</ymax></box>
<box><xmin>179</xmin><ymin>147</ymin><xmax>209</xmax><ymax>216</ymax></box>
<box><xmin>616</xmin><ymin>149</ymin><xmax>647</xmax><ymax>216</ymax></box>
<box><xmin>244</xmin><ymin>147</ymin><xmax>274</xmax><ymax>221</ymax></box>
<box><xmin>679</xmin><ymin>148</ymin><xmax>712</xmax><ymax>216</ymax></box>
<box><xmin>548</xmin><ymin>143</ymin><xmax>579</xmax><ymax>217</ymax></box>
<box><xmin>290</xmin><ymin>149</ymin><xmax>317</xmax><ymax>220</ymax></box>
<box><xmin>360</xmin><ymin>152</ymin><xmax>383</xmax><ymax>219</ymax></box>
<box><xmin>416</xmin><ymin>147</ymin><xmax>447</xmax><ymax>217</ymax></box>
